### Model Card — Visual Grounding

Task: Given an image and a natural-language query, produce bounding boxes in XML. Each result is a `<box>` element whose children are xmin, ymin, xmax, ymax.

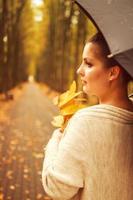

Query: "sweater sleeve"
<box><xmin>42</xmin><ymin>114</ymin><xmax>88</xmax><ymax>200</ymax></box>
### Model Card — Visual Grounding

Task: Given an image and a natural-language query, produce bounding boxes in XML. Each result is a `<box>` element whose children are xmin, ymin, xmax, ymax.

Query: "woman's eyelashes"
<box><xmin>82</xmin><ymin>58</ymin><xmax>93</xmax><ymax>68</ymax></box>
<box><xmin>85</xmin><ymin>62</ymin><xmax>93</xmax><ymax>68</ymax></box>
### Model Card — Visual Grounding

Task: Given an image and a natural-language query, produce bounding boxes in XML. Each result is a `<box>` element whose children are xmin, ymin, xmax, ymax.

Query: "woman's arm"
<box><xmin>42</xmin><ymin>115</ymin><xmax>88</xmax><ymax>199</ymax></box>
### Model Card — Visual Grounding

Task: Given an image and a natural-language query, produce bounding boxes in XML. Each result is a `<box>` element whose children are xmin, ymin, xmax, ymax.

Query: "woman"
<box><xmin>42</xmin><ymin>32</ymin><xmax>133</xmax><ymax>200</ymax></box>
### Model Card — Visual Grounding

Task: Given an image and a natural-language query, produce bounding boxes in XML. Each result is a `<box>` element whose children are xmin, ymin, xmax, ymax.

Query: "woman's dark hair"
<box><xmin>88</xmin><ymin>32</ymin><xmax>132</xmax><ymax>84</ymax></box>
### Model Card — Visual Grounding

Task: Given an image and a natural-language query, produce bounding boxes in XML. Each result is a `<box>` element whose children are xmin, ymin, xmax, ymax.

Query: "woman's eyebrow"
<box><xmin>84</xmin><ymin>58</ymin><xmax>93</xmax><ymax>63</ymax></box>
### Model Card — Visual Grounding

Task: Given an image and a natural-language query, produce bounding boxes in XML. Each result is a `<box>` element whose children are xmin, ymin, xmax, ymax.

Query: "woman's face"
<box><xmin>77</xmin><ymin>42</ymin><xmax>111</xmax><ymax>97</ymax></box>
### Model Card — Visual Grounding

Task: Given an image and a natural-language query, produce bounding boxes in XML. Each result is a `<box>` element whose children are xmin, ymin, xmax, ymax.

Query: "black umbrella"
<box><xmin>75</xmin><ymin>0</ymin><xmax>133</xmax><ymax>77</ymax></box>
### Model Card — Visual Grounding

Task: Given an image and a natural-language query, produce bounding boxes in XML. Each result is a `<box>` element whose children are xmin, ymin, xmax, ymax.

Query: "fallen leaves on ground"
<box><xmin>38</xmin><ymin>83</ymin><xmax>59</xmax><ymax>99</ymax></box>
<box><xmin>0</xmin><ymin>83</ymin><xmax>25</xmax><ymax>124</ymax></box>
<box><xmin>0</xmin><ymin>82</ymin><xmax>61</xmax><ymax>200</ymax></box>
<box><xmin>0</xmin><ymin>193</ymin><xmax>4</xmax><ymax>200</ymax></box>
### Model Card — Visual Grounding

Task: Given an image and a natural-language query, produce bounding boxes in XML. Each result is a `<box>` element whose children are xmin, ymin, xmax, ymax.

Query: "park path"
<box><xmin>0</xmin><ymin>82</ymin><xmax>58</xmax><ymax>200</ymax></box>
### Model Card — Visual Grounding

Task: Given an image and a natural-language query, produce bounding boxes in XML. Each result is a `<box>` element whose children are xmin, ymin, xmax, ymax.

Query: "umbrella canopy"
<box><xmin>75</xmin><ymin>0</ymin><xmax>133</xmax><ymax>77</ymax></box>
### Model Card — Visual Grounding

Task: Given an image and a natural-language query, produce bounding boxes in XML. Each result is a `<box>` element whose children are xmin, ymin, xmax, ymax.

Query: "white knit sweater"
<box><xmin>42</xmin><ymin>104</ymin><xmax>133</xmax><ymax>200</ymax></box>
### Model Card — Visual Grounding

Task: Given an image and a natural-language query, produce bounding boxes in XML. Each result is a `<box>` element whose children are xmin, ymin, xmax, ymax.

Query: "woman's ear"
<box><xmin>109</xmin><ymin>66</ymin><xmax>121</xmax><ymax>81</ymax></box>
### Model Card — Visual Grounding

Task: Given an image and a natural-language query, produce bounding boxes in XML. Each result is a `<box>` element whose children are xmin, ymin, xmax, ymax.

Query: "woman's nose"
<box><xmin>76</xmin><ymin>64</ymin><xmax>84</xmax><ymax>76</ymax></box>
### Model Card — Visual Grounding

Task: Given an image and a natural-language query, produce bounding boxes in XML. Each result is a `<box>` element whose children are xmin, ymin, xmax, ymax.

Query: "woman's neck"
<box><xmin>99</xmin><ymin>88</ymin><xmax>133</xmax><ymax>112</ymax></box>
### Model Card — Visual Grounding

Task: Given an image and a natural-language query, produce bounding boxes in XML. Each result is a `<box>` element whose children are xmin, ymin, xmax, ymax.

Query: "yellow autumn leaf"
<box><xmin>60</xmin><ymin>102</ymin><xmax>86</xmax><ymax>116</ymax></box>
<box><xmin>6</xmin><ymin>170</ymin><xmax>13</xmax><ymax>179</ymax></box>
<box><xmin>0</xmin><ymin>193</ymin><xmax>4</xmax><ymax>200</ymax></box>
<box><xmin>53</xmin><ymin>96</ymin><xmax>59</xmax><ymax>105</ymax></box>
<box><xmin>61</xmin><ymin>97</ymin><xmax>87</xmax><ymax>109</ymax></box>
<box><xmin>10</xmin><ymin>185</ymin><xmax>15</xmax><ymax>190</ymax></box>
<box><xmin>51</xmin><ymin>80</ymin><xmax>88</xmax><ymax>130</ymax></box>
<box><xmin>33</xmin><ymin>152</ymin><xmax>43</xmax><ymax>159</ymax></box>
<box><xmin>59</xmin><ymin>91</ymin><xmax>82</xmax><ymax>108</ymax></box>
<box><xmin>60</xmin><ymin>81</ymin><xmax>76</xmax><ymax>102</ymax></box>
<box><xmin>69</xmin><ymin>80</ymin><xmax>76</xmax><ymax>93</ymax></box>
<box><xmin>58</xmin><ymin>81</ymin><xmax>82</xmax><ymax>108</ymax></box>
<box><xmin>36</xmin><ymin>193</ymin><xmax>43</xmax><ymax>199</ymax></box>
<box><xmin>74</xmin><ymin>98</ymin><xmax>87</xmax><ymax>102</ymax></box>
<box><xmin>51</xmin><ymin>115</ymin><xmax>64</xmax><ymax>127</ymax></box>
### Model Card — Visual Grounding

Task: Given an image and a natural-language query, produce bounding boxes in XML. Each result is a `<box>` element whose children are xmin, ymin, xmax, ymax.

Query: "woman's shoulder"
<box><xmin>74</xmin><ymin>104</ymin><xmax>107</xmax><ymax>117</ymax></box>
<box><xmin>65</xmin><ymin>105</ymin><xmax>99</xmax><ymax>130</ymax></box>
<box><xmin>71</xmin><ymin>104</ymin><xmax>104</xmax><ymax>122</ymax></box>
<box><xmin>64</xmin><ymin>105</ymin><xmax>109</xmax><ymax>138</ymax></box>
<box><xmin>72</xmin><ymin>103</ymin><xmax>133</xmax><ymax>124</ymax></box>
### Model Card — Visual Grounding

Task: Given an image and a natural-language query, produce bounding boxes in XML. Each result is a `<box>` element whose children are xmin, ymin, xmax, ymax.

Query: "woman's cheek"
<box><xmin>83</xmin><ymin>79</ymin><xmax>90</xmax><ymax>94</ymax></box>
<box><xmin>83</xmin><ymin>85</ymin><xmax>89</xmax><ymax>95</ymax></box>
<box><xmin>85</xmin><ymin>70</ymin><xmax>92</xmax><ymax>83</ymax></box>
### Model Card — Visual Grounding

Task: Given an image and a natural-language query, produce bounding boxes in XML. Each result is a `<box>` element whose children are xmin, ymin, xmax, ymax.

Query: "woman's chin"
<box><xmin>83</xmin><ymin>86</ymin><xmax>89</xmax><ymax>95</ymax></box>
<box><xmin>83</xmin><ymin>86</ymin><xmax>95</xmax><ymax>96</ymax></box>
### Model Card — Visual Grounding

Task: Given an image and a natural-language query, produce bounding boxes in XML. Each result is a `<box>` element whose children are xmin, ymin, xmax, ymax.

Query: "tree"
<box><xmin>37</xmin><ymin>0</ymin><xmax>97</xmax><ymax>92</ymax></box>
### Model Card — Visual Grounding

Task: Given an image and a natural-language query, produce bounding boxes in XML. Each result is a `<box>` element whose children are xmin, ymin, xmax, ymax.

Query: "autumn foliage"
<box><xmin>52</xmin><ymin>81</ymin><xmax>87</xmax><ymax>131</ymax></box>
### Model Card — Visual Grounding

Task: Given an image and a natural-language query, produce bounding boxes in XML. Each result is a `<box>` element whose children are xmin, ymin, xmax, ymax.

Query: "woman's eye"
<box><xmin>86</xmin><ymin>63</ymin><xmax>92</xmax><ymax>68</ymax></box>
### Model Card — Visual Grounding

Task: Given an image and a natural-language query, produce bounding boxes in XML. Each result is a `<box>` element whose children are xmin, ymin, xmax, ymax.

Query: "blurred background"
<box><xmin>0</xmin><ymin>0</ymin><xmax>97</xmax><ymax>94</ymax></box>
<box><xmin>0</xmin><ymin>1</ymin><xmax>133</xmax><ymax>200</ymax></box>
<box><xmin>0</xmin><ymin>1</ymin><xmax>98</xmax><ymax>199</ymax></box>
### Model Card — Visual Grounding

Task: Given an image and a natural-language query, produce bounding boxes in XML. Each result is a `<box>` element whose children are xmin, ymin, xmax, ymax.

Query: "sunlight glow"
<box><xmin>31</xmin><ymin>0</ymin><xmax>44</xmax><ymax>7</ymax></box>
<box><xmin>3</xmin><ymin>36</ymin><xmax>8</xmax><ymax>43</ymax></box>
<box><xmin>28</xmin><ymin>75</ymin><xmax>34</xmax><ymax>83</ymax></box>
<box><xmin>31</xmin><ymin>0</ymin><xmax>44</xmax><ymax>22</ymax></box>
<box><xmin>34</xmin><ymin>14</ymin><xmax>43</xmax><ymax>22</ymax></box>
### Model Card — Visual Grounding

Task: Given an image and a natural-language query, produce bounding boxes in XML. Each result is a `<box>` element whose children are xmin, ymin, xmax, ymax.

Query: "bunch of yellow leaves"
<box><xmin>51</xmin><ymin>81</ymin><xmax>87</xmax><ymax>132</ymax></box>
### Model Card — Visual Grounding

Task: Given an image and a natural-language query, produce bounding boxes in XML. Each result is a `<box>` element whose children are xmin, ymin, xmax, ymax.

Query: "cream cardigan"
<box><xmin>42</xmin><ymin>104</ymin><xmax>133</xmax><ymax>200</ymax></box>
